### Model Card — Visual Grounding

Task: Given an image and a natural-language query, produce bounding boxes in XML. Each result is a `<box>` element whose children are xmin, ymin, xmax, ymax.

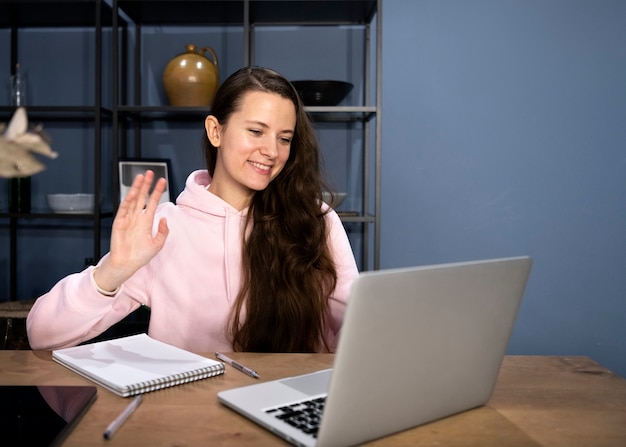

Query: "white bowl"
<box><xmin>322</xmin><ymin>191</ymin><xmax>347</xmax><ymax>208</ymax></box>
<box><xmin>46</xmin><ymin>194</ymin><xmax>95</xmax><ymax>214</ymax></box>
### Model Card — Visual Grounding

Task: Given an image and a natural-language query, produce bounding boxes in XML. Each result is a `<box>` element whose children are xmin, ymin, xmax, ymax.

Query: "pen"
<box><xmin>216</xmin><ymin>352</ymin><xmax>260</xmax><ymax>379</ymax></box>
<box><xmin>103</xmin><ymin>395</ymin><xmax>143</xmax><ymax>440</ymax></box>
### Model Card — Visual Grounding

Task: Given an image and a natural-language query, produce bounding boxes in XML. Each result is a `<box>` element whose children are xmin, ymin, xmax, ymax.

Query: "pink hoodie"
<box><xmin>27</xmin><ymin>170</ymin><xmax>359</xmax><ymax>352</ymax></box>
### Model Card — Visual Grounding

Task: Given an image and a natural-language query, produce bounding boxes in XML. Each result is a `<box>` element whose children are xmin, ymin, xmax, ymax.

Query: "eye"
<box><xmin>279</xmin><ymin>136</ymin><xmax>292</xmax><ymax>145</ymax></box>
<box><xmin>249</xmin><ymin>129</ymin><xmax>262</xmax><ymax>136</ymax></box>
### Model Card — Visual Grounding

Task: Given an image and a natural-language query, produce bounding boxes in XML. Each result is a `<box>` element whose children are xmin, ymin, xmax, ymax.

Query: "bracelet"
<box><xmin>91</xmin><ymin>268</ymin><xmax>120</xmax><ymax>297</ymax></box>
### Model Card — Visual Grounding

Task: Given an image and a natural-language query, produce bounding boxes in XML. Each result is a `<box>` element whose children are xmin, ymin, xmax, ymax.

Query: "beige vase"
<box><xmin>162</xmin><ymin>44</ymin><xmax>219</xmax><ymax>107</ymax></box>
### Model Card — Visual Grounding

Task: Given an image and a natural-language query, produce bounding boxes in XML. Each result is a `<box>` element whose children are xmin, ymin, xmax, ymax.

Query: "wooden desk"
<box><xmin>1</xmin><ymin>352</ymin><xmax>625</xmax><ymax>446</ymax></box>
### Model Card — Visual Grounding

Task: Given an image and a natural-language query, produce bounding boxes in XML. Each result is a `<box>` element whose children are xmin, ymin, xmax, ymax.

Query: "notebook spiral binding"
<box><xmin>127</xmin><ymin>365</ymin><xmax>224</xmax><ymax>395</ymax></box>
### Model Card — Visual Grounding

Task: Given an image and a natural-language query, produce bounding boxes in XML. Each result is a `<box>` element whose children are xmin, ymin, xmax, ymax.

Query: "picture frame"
<box><xmin>118</xmin><ymin>158</ymin><xmax>173</xmax><ymax>205</ymax></box>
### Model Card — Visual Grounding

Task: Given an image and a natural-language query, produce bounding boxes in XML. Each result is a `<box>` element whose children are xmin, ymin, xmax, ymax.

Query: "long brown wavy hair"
<box><xmin>203</xmin><ymin>66</ymin><xmax>338</xmax><ymax>352</ymax></box>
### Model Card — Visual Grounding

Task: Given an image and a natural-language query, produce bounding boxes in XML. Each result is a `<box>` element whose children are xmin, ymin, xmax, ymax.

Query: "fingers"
<box><xmin>107</xmin><ymin>171</ymin><xmax>169</xmax><ymax>280</ymax></box>
<box><xmin>117</xmin><ymin>170</ymin><xmax>166</xmax><ymax>217</ymax></box>
<box><xmin>145</xmin><ymin>177</ymin><xmax>167</xmax><ymax>212</ymax></box>
<box><xmin>135</xmin><ymin>170</ymin><xmax>155</xmax><ymax>212</ymax></box>
<box><xmin>154</xmin><ymin>217</ymin><xmax>170</xmax><ymax>245</ymax></box>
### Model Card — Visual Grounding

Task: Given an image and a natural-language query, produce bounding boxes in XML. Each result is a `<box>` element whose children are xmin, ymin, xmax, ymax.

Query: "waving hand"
<box><xmin>94</xmin><ymin>170</ymin><xmax>169</xmax><ymax>293</ymax></box>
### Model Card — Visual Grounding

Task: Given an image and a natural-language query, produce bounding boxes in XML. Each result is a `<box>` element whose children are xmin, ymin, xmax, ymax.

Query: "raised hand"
<box><xmin>94</xmin><ymin>170</ymin><xmax>169</xmax><ymax>293</ymax></box>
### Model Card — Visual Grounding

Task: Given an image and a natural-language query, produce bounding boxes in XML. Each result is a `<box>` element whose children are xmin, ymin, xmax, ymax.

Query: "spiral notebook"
<box><xmin>52</xmin><ymin>333</ymin><xmax>225</xmax><ymax>397</ymax></box>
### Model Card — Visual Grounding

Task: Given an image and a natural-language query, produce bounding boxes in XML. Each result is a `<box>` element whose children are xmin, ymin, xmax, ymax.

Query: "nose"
<box><xmin>259</xmin><ymin>139</ymin><xmax>278</xmax><ymax>159</ymax></box>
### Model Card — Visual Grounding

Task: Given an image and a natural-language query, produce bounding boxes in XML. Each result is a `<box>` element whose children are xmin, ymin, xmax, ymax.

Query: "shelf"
<box><xmin>116</xmin><ymin>106</ymin><xmax>210</xmax><ymax>121</ymax></box>
<box><xmin>0</xmin><ymin>212</ymin><xmax>114</xmax><ymax>220</ymax></box>
<box><xmin>0</xmin><ymin>0</ymin><xmax>114</xmax><ymax>28</ymax></box>
<box><xmin>248</xmin><ymin>0</ymin><xmax>377</xmax><ymax>25</ymax></box>
<box><xmin>116</xmin><ymin>0</ymin><xmax>377</xmax><ymax>25</ymax></box>
<box><xmin>116</xmin><ymin>0</ymin><xmax>243</xmax><ymax>25</ymax></box>
<box><xmin>0</xmin><ymin>106</ymin><xmax>112</xmax><ymax>122</ymax></box>
<box><xmin>336</xmin><ymin>213</ymin><xmax>376</xmax><ymax>223</ymax></box>
<box><xmin>115</xmin><ymin>105</ymin><xmax>375</xmax><ymax>122</ymax></box>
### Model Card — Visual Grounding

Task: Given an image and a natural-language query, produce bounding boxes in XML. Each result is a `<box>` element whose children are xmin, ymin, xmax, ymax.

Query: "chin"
<box><xmin>247</xmin><ymin>178</ymin><xmax>274</xmax><ymax>192</ymax></box>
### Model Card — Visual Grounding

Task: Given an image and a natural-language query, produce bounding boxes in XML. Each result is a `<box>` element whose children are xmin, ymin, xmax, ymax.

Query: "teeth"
<box><xmin>249</xmin><ymin>161</ymin><xmax>270</xmax><ymax>170</ymax></box>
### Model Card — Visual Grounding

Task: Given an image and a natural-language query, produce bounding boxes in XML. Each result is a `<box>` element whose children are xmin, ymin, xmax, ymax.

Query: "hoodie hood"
<box><xmin>175</xmin><ymin>170</ymin><xmax>248</xmax><ymax>218</ymax></box>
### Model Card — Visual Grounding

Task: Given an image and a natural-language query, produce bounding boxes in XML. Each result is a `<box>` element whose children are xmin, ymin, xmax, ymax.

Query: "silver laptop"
<box><xmin>218</xmin><ymin>256</ymin><xmax>532</xmax><ymax>447</ymax></box>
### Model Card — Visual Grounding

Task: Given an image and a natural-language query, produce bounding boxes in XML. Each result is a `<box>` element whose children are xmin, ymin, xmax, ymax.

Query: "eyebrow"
<box><xmin>246</xmin><ymin>120</ymin><xmax>294</xmax><ymax>135</ymax></box>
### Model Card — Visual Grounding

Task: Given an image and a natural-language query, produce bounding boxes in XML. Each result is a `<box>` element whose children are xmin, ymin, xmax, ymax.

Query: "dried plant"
<box><xmin>0</xmin><ymin>107</ymin><xmax>58</xmax><ymax>178</ymax></box>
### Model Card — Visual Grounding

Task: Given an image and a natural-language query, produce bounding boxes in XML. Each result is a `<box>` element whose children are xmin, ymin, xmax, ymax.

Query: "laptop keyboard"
<box><xmin>265</xmin><ymin>396</ymin><xmax>326</xmax><ymax>438</ymax></box>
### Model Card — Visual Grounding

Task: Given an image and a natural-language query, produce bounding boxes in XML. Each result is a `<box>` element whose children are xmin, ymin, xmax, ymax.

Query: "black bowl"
<box><xmin>291</xmin><ymin>80</ymin><xmax>354</xmax><ymax>106</ymax></box>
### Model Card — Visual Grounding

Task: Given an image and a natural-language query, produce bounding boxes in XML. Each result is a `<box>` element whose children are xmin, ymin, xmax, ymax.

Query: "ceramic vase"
<box><xmin>162</xmin><ymin>44</ymin><xmax>219</xmax><ymax>107</ymax></box>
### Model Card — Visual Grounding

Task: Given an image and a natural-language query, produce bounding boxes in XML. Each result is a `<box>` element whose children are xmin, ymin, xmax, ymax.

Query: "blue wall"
<box><xmin>381</xmin><ymin>0</ymin><xmax>626</xmax><ymax>377</ymax></box>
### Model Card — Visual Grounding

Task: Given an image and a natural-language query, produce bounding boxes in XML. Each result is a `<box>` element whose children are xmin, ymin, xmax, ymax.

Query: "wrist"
<box><xmin>91</xmin><ymin>267</ymin><xmax>121</xmax><ymax>296</ymax></box>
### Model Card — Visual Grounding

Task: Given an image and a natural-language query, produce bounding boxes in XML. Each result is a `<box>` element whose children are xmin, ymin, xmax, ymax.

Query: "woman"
<box><xmin>27</xmin><ymin>66</ymin><xmax>359</xmax><ymax>353</ymax></box>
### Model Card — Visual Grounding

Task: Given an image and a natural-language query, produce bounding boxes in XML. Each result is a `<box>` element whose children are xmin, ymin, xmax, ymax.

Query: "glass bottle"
<box><xmin>11</xmin><ymin>63</ymin><xmax>26</xmax><ymax>106</ymax></box>
<box><xmin>8</xmin><ymin>63</ymin><xmax>31</xmax><ymax>213</ymax></box>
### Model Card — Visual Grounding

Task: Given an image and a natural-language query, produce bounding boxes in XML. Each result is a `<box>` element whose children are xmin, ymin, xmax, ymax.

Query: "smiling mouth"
<box><xmin>248</xmin><ymin>160</ymin><xmax>272</xmax><ymax>173</ymax></box>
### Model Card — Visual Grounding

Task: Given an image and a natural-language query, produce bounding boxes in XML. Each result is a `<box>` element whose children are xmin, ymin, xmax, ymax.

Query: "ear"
<box><xmin>205</xmin><ymin>115</ymin><xmax>221</xmax><ymax>147</ymax></box>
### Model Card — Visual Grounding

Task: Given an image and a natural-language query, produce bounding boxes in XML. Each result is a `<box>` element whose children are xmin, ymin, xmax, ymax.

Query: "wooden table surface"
<box><xmin>1</xmin><ymin>351</ymin><xmax>625</xmax><ymax>446</ymax></box>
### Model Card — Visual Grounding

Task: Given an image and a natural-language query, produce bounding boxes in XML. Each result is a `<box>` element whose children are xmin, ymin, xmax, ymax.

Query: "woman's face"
<box><xmin>205</xmin><ymin>90</ymin><xmax>296</xmax><ymax>210</ymax></box>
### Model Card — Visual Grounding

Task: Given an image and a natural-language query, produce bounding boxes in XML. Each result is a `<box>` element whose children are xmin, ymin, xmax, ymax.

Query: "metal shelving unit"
<box><xmin>111</xmin><ymin>0</ymin><xmax>381</xmax><ymax>269</ymax></box>
<box><xmin>0</xmin><ymin>0</ymin><xmax>113</xmax><ymax>300</ymax></box>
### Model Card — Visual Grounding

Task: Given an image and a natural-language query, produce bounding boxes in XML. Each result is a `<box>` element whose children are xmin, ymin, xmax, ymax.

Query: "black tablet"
<box><xmin>0</xmin><ymin>385</ymin><xmax>97</xmax><ymax>446</ymax></box>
